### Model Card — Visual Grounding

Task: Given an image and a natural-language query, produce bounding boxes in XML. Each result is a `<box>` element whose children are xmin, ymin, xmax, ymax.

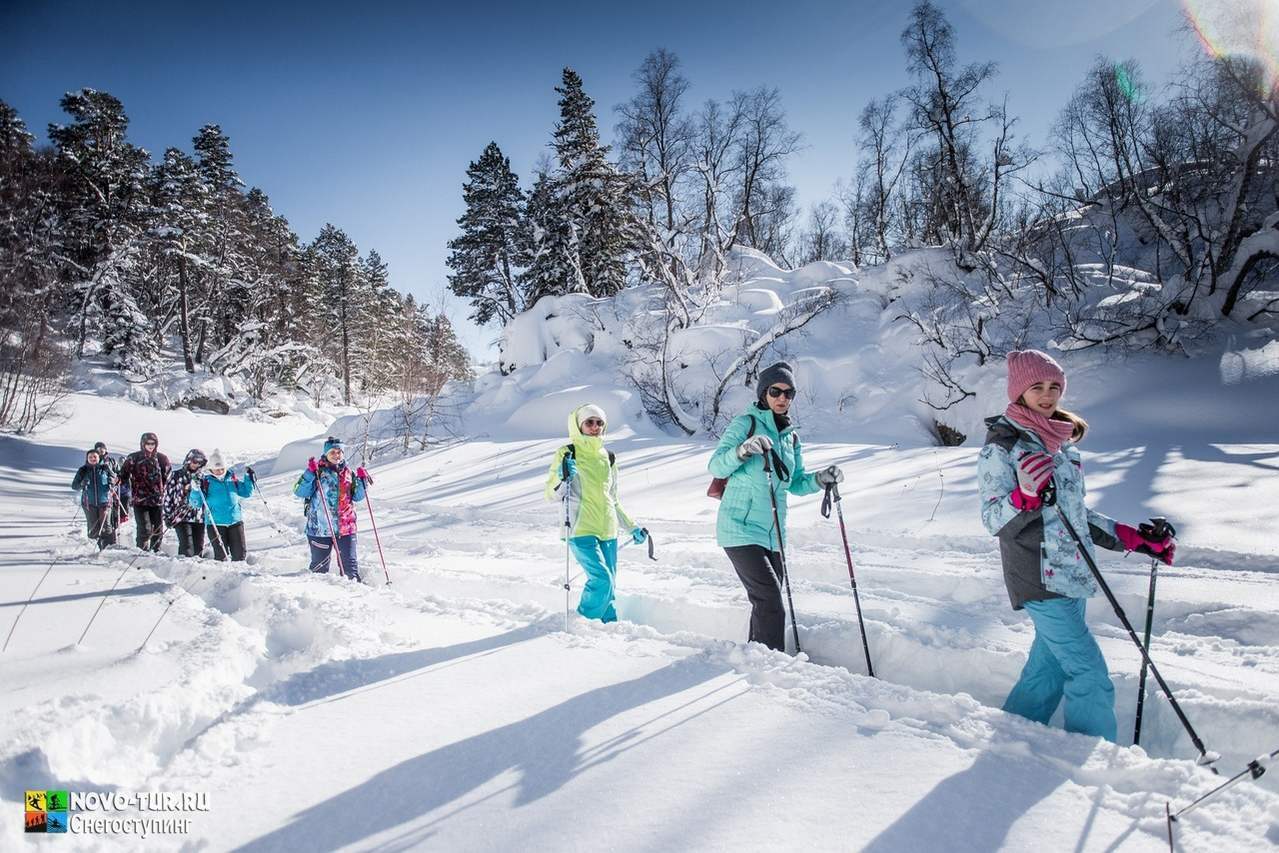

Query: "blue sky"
<box><xmin>1</xmin><ymin>0</ymin><xmax>1201</xmax><ymax>357</ymax></box>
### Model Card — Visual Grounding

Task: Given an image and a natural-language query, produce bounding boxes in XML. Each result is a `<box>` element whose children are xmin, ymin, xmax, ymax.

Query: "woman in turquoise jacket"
<box><xmin>977</xmin><ymin>350</ymin><xmax>1176</xmax><ymax>742</ymax></box>
<box><xmin>708</xmin><ymin>362</ymin><xmax>842</xmax><ymax>651</ymax></box>
<box><xmin>188</xmin><ymin>449</ymin><xmax>255</xmax><ymax>562</ymax></box>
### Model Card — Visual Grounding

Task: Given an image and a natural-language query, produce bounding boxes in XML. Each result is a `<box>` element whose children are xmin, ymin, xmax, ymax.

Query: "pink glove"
<box><xmin>1016</xmin><ymin>451</ymin><xmax>1055</xmax><ymax>497</ymax></box>
<box><xmin>1010</xmin><ymin>488</ymin><xmax>1042</xmax><ymax>511</ymax></box>
<box><xmin>307</xmin><ymin>457</ymin><xmax>318</xmax><ymax>473</ymax></box>
<box><xmin>1115</xmin><ymin>523</ymin><xmax>1176</xmax><ymax>566</ymax></box>
<box><xmin>356</xmin><ymin>466</ymin><xmax>372</xmax><ymax>485</ymax></box>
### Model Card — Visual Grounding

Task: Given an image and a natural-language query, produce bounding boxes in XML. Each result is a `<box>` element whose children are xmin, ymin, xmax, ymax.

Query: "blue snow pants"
<box><xmin>570</xmin><ymin>535</ymin><xmax>618</xmax><ymax>623</ymax></box>
<box><xmin>1002</xmin><ymin>597</ymin><xmax>1117</xmax><ymax>742</ymax></box>
<box><xmin>308</xmin><ymin>534</ymin><xmax>360</xmax><ymax>581</ymax></box>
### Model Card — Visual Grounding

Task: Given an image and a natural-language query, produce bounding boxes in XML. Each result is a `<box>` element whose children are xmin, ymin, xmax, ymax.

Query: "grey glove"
<box><xmin>814</xmin><ymin>465</ymin><xmax>844</xmax><ymax>486</ymax></box>
<box><xmin>736</xmin><ymin>434</ymin><xmax>774</xmax><ymax>460</ymax></box>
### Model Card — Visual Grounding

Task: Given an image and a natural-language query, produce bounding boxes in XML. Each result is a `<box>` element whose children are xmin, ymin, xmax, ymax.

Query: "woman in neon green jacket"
<box><xmin>708</xmin><ymin>362</ymin><xmax>842</xmax><ymax>650</ymax></box>
<box><xmin>545</xmin><ymin>404</ymin><xmax>644</xmax><ymax>622</ymax></box>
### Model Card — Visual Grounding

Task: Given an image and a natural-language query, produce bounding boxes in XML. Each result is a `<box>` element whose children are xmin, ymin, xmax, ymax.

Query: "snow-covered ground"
<box><xmin>2</xmin><ymin>390</ymin><xmax>1278</xmax><ymax>851</ymax></box>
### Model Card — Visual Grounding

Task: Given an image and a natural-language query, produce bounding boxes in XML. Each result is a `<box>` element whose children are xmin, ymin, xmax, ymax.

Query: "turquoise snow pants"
<box><xmin>1002</xmin><ymin>597</ymin><xmax>1117</xmax><ymax>742</ymax></box>
<box><xmin>570</xmin><ymin>535</ymin><xmax>618</xmax><ymax>623</ymax></box>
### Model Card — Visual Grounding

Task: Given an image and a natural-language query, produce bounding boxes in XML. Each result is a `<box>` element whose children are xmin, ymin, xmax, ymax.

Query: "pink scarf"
<box><xmin>1004</xmin><ymin>403</ymin><xmax>1076</xmax><ymax>454</ymax></box>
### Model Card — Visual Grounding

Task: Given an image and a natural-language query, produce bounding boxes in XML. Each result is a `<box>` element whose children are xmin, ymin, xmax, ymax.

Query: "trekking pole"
<box><xmin>193</xmin><ymin>488</ymin><xmax>230</xmax><ymax>562</ymax></box>
<box><xmin>822</xmin><ymin>483</ymin><xmax>874</xmax><ymax>677</ymax></box>
<box><xmin>1166</xmin><ymin>745</ymin><xmax>1279</xmax><ymax>847</ymax></box>
<box><xmin>314</xmin><ymin>474</ymin><xmax>347</xmax><ymax>580</ymax></box>
<box><xmin>1135</xmin><ymin>516</ymin><xmax>1174</xmax><ymax>746</ymax></box>
<box><xmin>762</xmin><ymin>451</ymin><xmax>802</xmax><ymax>655</ymax></box>
<box><xmin>76</xmin><ymin>552</ymin><xmax>144</xmax><ymax>646</ymax></box>
<box><xmin>360</xmin><ymin>478</ymin><xmax>392</xmax><ymax>584</ymax></box>
<box><xmin>560</xmin><ymin>455</ymin><xmax>573</xmax><ymax>632</ymax></box>
<box><xmin>1045</xmin><ymin>484</ymin><xmax>1217</xmax><ymax>768</ymax></box>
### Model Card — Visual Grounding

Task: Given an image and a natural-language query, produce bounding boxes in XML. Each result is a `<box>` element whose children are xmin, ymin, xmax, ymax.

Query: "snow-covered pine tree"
<box><xmin>551</xmin><ymin>68</ymin><xmax>634</xmax><ymax>299</ymax></box>
<box><xmin>305</xmin><ymin>224</ymin><xmax>366</xmax><ymax>404</ymax></box>
<box><xmin>0</xmin><ymin>100</ymin><xmax>70</xmax><ymax>431</ymax></box>
<box><xmin>520</xmin><ymin>168</ymin><xmax>583</xmax><ymax>306</ymax></box>
<box><xmin>447</xmin><ymin>142</ymin><xmax>530</xmax><ymax>326</ymax></box>
<box><xmin>148</xmin><ymin>147</ymin><xmax>207</xmax><ymax>372</ymax></box>
<box><xmin>192</xmin><ymin>124</ymin><xmax>250</xmax><ymax>361</ymax></box>
<box><xmin>354</xmin><ymin>248</ymin><xmax>402</xmax><ymax>394</ymax></box>
<box><xmin>48</xmin><ymin>89</ymin><xmax>151</xmax><ymax>362</ymax></box>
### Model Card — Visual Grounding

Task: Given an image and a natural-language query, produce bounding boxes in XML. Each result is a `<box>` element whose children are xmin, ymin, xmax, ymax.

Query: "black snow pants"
<box><xmin>210</xmin><ymin>522</ymin><xmax>247</xmax><ymax>562</ymax></box>
<box><xmin>724</xmin><ymin>544</ymin><xmax>788</xmax><ymax>651</ymax></box>
<box><xmin>174</xmin><ymin>522</ymin><xmax>206</xmax><ymax>558</ymax></box>
<box><xmin>134</xmin><ymin>505</ymin><xmax>164</xmax><ymax>551</ymax></box>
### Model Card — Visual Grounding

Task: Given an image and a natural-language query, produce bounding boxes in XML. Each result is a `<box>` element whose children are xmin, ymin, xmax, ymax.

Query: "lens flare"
<box><xmin>1115</xmin><ymin>64</ymin><xmax>1143</xmax><ymax>102</ymax></box>
<box><xmin>1182</xmin><ymin>0</ymin><xmax>1279</xmax><ymax>96</ymax></box>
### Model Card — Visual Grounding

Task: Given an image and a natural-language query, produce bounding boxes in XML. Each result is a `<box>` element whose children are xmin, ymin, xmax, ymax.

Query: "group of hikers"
<box><xmin>72</xmin><ymin>434</ymin><xmax>258</xmax><ymax>561</ymax></box>
<box><xmin>543</xmin><ymin>354</ymin><xmax>1177</xmax><ymax>744</ymax></box>
<box><xmin>71</xmin><ymin>350</ymin><xmax>1178</xmax><ymax>743</ymax></box>
<box><xmin>72</xmin><ymin>433</ymin><xmax>373</xmax><ymax>580</ymax></box>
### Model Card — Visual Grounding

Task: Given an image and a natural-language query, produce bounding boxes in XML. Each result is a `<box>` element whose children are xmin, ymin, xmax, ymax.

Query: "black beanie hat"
<box><xmin>756</xmin><ymin>362</ymin><xmax>796</xmax><ymax>401</ymax></box>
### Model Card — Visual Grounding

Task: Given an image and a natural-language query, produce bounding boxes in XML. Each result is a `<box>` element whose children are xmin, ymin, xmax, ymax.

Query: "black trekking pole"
<box><xmin>1166</xmin><ymin>745</ymin><xmax>1279</xmax><ymax>848</ymax></box>
<box><xmin>822</xmin><ymin>483</ymin><xmax>874</xmax><ymax>677</ymax></box>
<box><xmin>1134</xmin><ymin>516</ymin><xmax>1175</xmax><ymax>747</ymax></box>
<box><xmin>762</xmin><ymin>451</ymin><xmax>802</xmax><ymax>655</ymax></box>
<box><xmin>1045</xmin><ymin>484</ymin><xmax>1217</xmax><ymax>768</ymax></box>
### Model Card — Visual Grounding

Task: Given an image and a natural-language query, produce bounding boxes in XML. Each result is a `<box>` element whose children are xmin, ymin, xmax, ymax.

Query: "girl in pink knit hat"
<box><xmin>976</xmin><ymin>349</ymin><xmax>1176</xmax><ymax>742</ymax></box>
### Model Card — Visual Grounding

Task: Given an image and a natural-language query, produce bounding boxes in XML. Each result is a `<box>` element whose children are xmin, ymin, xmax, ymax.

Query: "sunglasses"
<box><xmin>766</xmin><ymin>386</ymin><xmax>796</xmax><ymax>400</ymax></box>
<box><xmin>581</xmin><ymin>418</ymin><xmax>605</xmax><ymax>428</ymax></box>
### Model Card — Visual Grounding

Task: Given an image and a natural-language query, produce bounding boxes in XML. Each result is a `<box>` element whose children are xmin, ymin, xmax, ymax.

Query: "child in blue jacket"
<box><xmin>188</xmin><ymin>449</ymin><xmax>255</xmax><ymax>561</ymax></box>
<box><xmin>72</xmin><ymin>448</ymin><xmax>118</xmax><ymax>550</ymax></box>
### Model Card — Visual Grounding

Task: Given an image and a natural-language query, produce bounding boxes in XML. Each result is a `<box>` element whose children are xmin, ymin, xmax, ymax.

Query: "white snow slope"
<box><xmin>2</xmin><ymin>383</ymin><xmax>1279</xmax><ymax>852</ymax></box>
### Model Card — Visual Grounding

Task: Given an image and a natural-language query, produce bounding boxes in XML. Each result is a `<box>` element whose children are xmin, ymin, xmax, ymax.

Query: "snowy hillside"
<box><xmin>2</xmin><ymin>380</ymin><xmax>1278</xmax><ymax>850</ymax></box>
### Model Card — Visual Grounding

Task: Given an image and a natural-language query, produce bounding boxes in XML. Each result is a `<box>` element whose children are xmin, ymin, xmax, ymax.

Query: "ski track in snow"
<box><xmin>3</xmin><ymin>438</ymin><xmax>1279</xmax><ymax>850</ymax></box>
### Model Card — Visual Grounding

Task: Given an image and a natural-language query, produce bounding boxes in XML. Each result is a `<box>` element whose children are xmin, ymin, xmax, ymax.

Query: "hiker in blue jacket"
<box><xmin>72</xmin><ymin>448</ymin><xmax>118</xmax><ymax>550</ymax></box>
<box><xmin>708</xmin><ymin>362</ymin><xmax>843</xmax><ymax>651</ymax></box>
<box><xmin>293</xmin><ymin>436</ymin><xmax>368</xmax><ymax>581</ymax></box>
<box><xmin>188</xmin><ymin>449</ymin><xmax>255</xmax><ymax>562</ymax></box>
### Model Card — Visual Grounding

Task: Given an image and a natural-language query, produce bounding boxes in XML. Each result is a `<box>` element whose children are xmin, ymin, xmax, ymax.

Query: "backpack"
<box><xmin>707</xmin><ymin>419</ymin><xmax>755</xmax><ymax>499</ymax></box>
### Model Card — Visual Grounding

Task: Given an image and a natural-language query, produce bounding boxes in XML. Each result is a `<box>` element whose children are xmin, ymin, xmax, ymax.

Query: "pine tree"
<box><xmin>149</xmin><ymin>147</ymin><xmax>207</xmax><ymax>371</ymax></box>
<box><xmin>307</xmin><ymin>224</ymin><xmax>365</xmax><ymax>404</ymax></box>
<box><xmin>521</xmin><ymin>169</ymin><xmax>584</xmax><ymax>305</ymax></box>
<box><xmin>552</xmin><ymin>68</ymin><xmax>634</xmax><ymax>299</ymax></box>
<box><xmin>522</xmin><ymin>69</ymin><xmax>635</xmax><ymax>305</ymax></box>
<box><xmin>48</xmin><ymin>89</ymin><xmax>151</xmax><ymax>360</ymax></box>
<box><xmin>192</xmin><ymin>124</ymin><xmax>249</xmax><ymax>360</ymax></box>
<box><xmin>447</xmin><ymin>142</ymin><xmax>529</xmax><ymax>326</ymax></box>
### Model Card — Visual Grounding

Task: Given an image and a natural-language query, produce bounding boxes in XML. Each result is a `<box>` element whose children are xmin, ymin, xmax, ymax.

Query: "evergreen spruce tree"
<box><xmin>520</xmin><ymin>168</ymin><xmax>583</xmax><ymax>305</ymax></box>
<box><xmin>522</xmin><ymin>69</ymin><xmax>634</xmax><ymax>305</ymax></box>
<box><xmin>551</xmin><ymin>68</ymin><xmax>634</xmax><ymax>299</ymax></box>
<box><xmin>307</xmin><ymin>224</ymin><xmax>364</xmax><ymax>404</ymax></box>
<box><xmin>48</xmin><ymin>89</ymin><xmax>151</xmax><ymax>361</ymax></box>
<box><xmin>446</xmin><ymin>142</ymin><xmax>529</xmax><ymax>326</ymax></box>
